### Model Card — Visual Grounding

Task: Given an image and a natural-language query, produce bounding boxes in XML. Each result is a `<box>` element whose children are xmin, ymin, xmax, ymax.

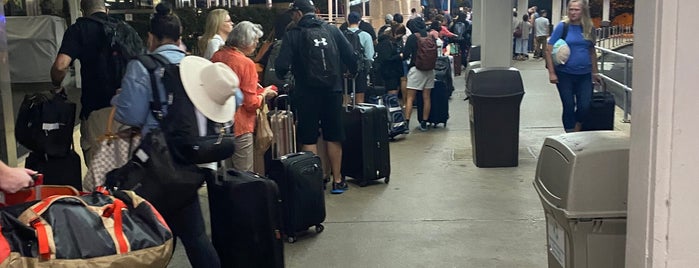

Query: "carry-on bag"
<box><xmin>416</xmin><ymin>79</ymin><xmax>450</xmax><ymax>127</ymax></box>
<box><xmin>25</xmin><ymin>149</ymin><xmax>82</xmax><ymax>190</ymax></box>
<box><xmin>582</xmin><ymin>80</ymin><xmax>615</xmax><ymax>131</ymax></box>
<box><xmin>266</xmin><ymin>96</ymin><xmax>325</xmax><ymax>243</ymax></box>
<box><xmin>267</xmin><ymin>152</ymin><xmax>325</xmax><ymax>243</ymax></box>
<box><xmin>383</xmin><ymin>93</ymin><xmax>408</xmax><ymax>139</ymax></box>
<box><xmin>208</xmin><ymin>168</ymin><xmax>284</xmax><ymax>268</ymax></box>
<box><xmin>342</xmin><ymin>77</ymin><xmax>391</xmax><ymax>187</ymax></box>
<box><xmin>0</xmin><ymin>190</ymin><xmax>173</xmax><ymax>267</ymax></box>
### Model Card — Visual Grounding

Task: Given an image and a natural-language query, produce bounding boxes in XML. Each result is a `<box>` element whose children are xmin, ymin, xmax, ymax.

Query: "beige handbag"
<box><xmin>82</xmin><ymin>108</ymin><xmax>140</xmax><ymax>192</ymax></box>
<box><xmin>254</xmin><ymin>99</ymin><xmax>274</xmax><ymax>155</ymax></box>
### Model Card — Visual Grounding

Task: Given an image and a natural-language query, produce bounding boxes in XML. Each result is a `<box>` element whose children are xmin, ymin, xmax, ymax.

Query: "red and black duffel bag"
<box><xmin>0</xmin><ymin>190</ymin><xmax>173</xmax><ymax>267</ymax></box>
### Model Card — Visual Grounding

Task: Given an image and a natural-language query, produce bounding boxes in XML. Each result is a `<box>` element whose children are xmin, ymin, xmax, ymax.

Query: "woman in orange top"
<box><xmin>211</xmin><ymin>21</ymin><xmax>277</xmax><ymax>171</ymax></box>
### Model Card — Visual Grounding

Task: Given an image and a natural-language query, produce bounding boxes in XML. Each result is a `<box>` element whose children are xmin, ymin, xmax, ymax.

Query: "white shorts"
<box><xmin>406</xmin><ymin>66</ymin><xmax>435</xmax><ymax>90</ymax></box>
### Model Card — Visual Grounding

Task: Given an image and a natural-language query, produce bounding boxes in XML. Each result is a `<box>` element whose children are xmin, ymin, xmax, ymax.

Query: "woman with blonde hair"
<box><xmin>198</xmin><ymin>9</ymin><xmax>233</xmax><ymax>59</ymax></box>
<box><xmin>545</xmin><ymin>0</ymin><xmax>601</xmax><ymax>132</ymax></box>
<box><xmin>211</xmin><ymin>21</ymin><xmax>277</xmax><ymax>172</ymax></box>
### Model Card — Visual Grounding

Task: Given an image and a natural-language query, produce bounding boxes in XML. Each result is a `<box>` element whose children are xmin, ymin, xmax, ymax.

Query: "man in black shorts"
<box><xmin>275</xmin><ymin>0</ymin><xmax>357</xmax><ymax>194</ymax></box>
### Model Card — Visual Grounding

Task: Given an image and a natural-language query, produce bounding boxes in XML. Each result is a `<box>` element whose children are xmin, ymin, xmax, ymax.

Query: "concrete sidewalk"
<box><xmin>167</xmin><ymin>58</ymin><xmax>630</xmax><ymax>268</ymax></box>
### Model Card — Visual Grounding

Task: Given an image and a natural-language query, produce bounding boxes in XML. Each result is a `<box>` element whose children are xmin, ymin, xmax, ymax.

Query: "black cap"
<box><xmin>288</xmin><ymin>0</ymin><xmax>315</xmax><ymax>13</ymax></box>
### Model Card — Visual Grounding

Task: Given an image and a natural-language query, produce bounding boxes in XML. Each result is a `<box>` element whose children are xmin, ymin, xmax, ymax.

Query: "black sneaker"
<box><xmin>331</xmin><ymin>181</ymin><xmax>347</xmax><ymax>194</ymax></box>
<box><xmin>418</xmin><ymin>121</ymin><xmax>428</xmax><ymax>131</ymax></box>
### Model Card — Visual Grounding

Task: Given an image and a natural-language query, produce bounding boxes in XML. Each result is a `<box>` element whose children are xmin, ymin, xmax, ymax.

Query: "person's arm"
<box><xmin>275</xmin><ymin>31</ymin><xmax>294</xmax><ymax>80</ymax></box>
<box><xmin>360</xmin><ymin>33</ymin><xmax>374</xmax><ymax>61</ymax></box>
<box><xmin>0</xmin><ymin>161</ymin><xmax>35</xmax><ymax>194</ymax></box>
<box><xmin>331</xmin><ymin>26</ymin><xmax>358</xmax><ymax>74</ymax></box>
<box><xmin>589</xmin><ymin>39</ymin><xmax>601</xmax><ymax>84</ymax></box>
<box><xmin>111</xmin><ymin>60</ymin><xmax>152</xmax><ymax>127</ymax></box>
<box><xmin>240</xmin><ymin>61</ymin><xmax>265</xmax><ymax>113</ymax></box>
<box><xmin>402</xmin><ymin>35</ymin><xmax>417</xmax><ymax>63</ymax></box>
<box><xmin>51</xmin><ymin>26</ymin><xmax>81</xmax><ymax>88</ymax></box>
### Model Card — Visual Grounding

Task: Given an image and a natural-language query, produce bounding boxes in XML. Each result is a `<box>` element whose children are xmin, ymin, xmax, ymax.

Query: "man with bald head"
<box><xmin>50</xmin><ymin>0</ymin><xmax>134</xmax><ymax>164</ymax></box>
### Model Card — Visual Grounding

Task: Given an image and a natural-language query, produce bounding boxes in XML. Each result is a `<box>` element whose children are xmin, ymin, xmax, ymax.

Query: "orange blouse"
<box><xmin>211</xmin><ymin>47</ymin><xmax>264</xmax><ymax>137</ymax></box>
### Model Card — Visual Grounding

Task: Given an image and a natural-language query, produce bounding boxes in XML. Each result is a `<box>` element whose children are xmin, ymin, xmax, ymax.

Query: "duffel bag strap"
<box><xmin>102</xmin><ymin>198</ymin><xmax>129</xmax><ymax>254</ymax></box>
<box><xmin>30</xmin><ymin>218</ymin><xmax>54</xmax><ymax>259</ymax></box>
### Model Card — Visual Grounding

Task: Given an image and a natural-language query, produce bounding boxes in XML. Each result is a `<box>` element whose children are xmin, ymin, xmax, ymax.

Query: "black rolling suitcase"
<box><xmin>266</xmin><ymin>96</ymin><xmax>326</xmax><ymax>243</ymax></box>
<box><xmin>416</xmin><ymin>79</ymin><xmax>450</xmax><ymax>127</ymax></box>
<box><xmin>582</xmin><ymin>80</ymin><xmax>615</xmax><ymax>131</ymax></box>
<box><xmin>342</xmin><ymin>77</ymin><xmax>391</xmax><ymax>187</ymax></box>
<box><xmin>208</xmin><ymin>169</ymin><xmax>284</xmax><ymax>268</ymax></box>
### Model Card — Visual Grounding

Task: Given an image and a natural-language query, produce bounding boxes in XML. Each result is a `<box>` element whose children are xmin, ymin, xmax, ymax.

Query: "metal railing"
<box><xmin>596</xmin><ymin>45</ymin><xmax>633</xmax><ymax>123</ymax></box>
<box><xmin>595</xmin><ymin>24</ymin><xmax>634</xmax><ymax>50</ymax></box>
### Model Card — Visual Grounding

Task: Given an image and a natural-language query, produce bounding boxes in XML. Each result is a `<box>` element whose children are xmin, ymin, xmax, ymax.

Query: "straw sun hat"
<box><xmin>179</xmin><ymin>56</ymin><xmax>240</xmax><ymax>123</ymax></box>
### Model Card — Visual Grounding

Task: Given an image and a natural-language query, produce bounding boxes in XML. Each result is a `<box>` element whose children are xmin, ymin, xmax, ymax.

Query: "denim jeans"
<box><xmin>555</xmin><ymin>71</ymin><xmax>593</xmax><ymax>131</ymax></box>
<box><xmin>165</xmin><ymin>175</ymin><xmax>221</xmax><ymax>268</ymax></box>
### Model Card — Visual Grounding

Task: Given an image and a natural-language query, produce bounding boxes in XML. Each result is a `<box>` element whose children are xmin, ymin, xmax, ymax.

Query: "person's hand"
<box><xmin>264</xmin><ymin>87</ymin><xmax>278</xmax><ymax>99</ymax></box>
<box><xmin>549</xmin><ymin>73</ymin><xmax>558</xmax><ymax>84</ymax></box>
<box><xmin>592</xmin><ymin>73</ymin><xmax>602</xmax><ymax>85</ymax></box>
<box><xmin>0</xmin><ymin>167</ymin><xmax>35</xmax><ymax>194</ymax></box>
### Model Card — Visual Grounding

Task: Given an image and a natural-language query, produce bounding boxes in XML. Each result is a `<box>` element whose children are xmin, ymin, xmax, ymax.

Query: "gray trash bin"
<box><xmin>533</xmin><ymin>131</ymin><xmax>630</xmax><ymax>268</ymax></box>
<box><xmin>466</xmin><ymin>67</ymin><xmax>524</xmax><ymax>167</ymax></box>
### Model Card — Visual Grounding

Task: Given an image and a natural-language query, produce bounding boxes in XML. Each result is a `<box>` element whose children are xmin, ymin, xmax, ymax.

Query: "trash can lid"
<box><xmin>534</xmin><ymin>131</ymin><xmax>630</xmax><ymax>219</ymax></box>
<box><xmin>466</xmin><ymin>67</ymin><xmax>524</xmax><ymax>97</ymax></box>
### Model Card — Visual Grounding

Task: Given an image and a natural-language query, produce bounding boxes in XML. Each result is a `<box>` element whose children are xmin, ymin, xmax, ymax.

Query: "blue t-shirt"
<box><xmin>548</xmin><ymin>22</ymin><xmax>594</xmax><ymax>75</ymax></box>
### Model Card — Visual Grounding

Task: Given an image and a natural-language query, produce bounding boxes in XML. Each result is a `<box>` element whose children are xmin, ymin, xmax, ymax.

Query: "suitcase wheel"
<box><xmin>384</xmin><ymin>176</ymin><xmax>390</xmax><ymax>184</ymax></box>
<box><xmin>315</xmin><ymin>224</ymin><xmax>324</xmax><ymax>233</ymax></box>
<box><xmin>287</xmin><ymin>236</ymin><xmax>297</xmax><ymax>243</ymax></box>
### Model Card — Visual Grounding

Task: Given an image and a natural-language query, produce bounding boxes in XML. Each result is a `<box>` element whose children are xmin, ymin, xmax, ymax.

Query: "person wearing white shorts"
<box><xmin>402</xmin><ymin>17</ymin><xmax>438</xmax><ymax>131</ymax></box>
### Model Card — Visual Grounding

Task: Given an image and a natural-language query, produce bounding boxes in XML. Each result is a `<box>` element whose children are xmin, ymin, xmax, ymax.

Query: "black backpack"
<box><xmin>297</xmin><ymin>22</ymin><xmax>340</xmax><ymax>88</ymax></box>
<box><xmin>84</xmin><ymin>15</ymin><xmax>145</xmax><ymax>88</ymax></box>
<box><xmin>342</xmin><ymin>29</ymin><xmax>372</xmax><ymax>74</ymax></box>
<box><xmin>15</xmin><ymin>92</ymin><xmax>76</xmax><ymax>157</ymax></box>
<box><xmin>137</xmin><ymin>54</ymin><xmax>235</xmax><ymax>165</ymax></box>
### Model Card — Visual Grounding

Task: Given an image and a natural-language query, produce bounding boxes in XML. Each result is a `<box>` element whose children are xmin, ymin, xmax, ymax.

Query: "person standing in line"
<box><xmin>111</xmin><ymin>4</ymin><xmax>223</xmax><ymax>267</ymax></box>
<box><xmin>402</xmin><ymin>17</ymin><xmax>436</xmax><ymax>132</ymax></box>
<box><xmin>534</xmin><ymin>9</ymin><xmax>550</xmax><ymax>59</ymax></box>
<box><xmin>211</xmin><ymin>21</ymin><xmax>278</xmax><ymax>172</ymax></box>
<box><xmin>340</xmin><ymin>10</ymin><xmax>377</xmax><ymax>44</ymax></box>
<box><xmin>275</xmin><ymin>0</ymin><xmax>357</xmax><ymax>194</ymax></box>
<box><xmin>198</xmin><ymin>9</ymin><xmax>234</xmax><ymax>59</ymax></box>
<box><xmin>515</xmin><ymin>14</ymin><xmax>531</xmax><ymax>61</ymax></box>
<box><xmin>545</xmin><ymin>0</ymin><xmax>601</xmax><ymax>133</ymax></box>
<box><xmin>344</xmin><ymin>11</ymin><xmax>374</xmax><ymax>104</ymax></box>
<box><xmin>527</xmin><ymin>6</ymin><xmax>539</xmax><ymax>53</ymax></box>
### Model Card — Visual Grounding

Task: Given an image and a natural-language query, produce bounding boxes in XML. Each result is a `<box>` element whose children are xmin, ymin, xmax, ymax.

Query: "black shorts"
<box><xmin>384</xmin><ymin>76</ymin><xmax>401</xmax><ymax>91</ymax></box>
<box><xmin>343</xmin><ymin>71</ymin><xmax>368</xmax><ymax>94</ymax></box>
<box><xmin>294</xmin><ymin>90</ymin><xmax>345</xmax><ymax>144</ymax></box>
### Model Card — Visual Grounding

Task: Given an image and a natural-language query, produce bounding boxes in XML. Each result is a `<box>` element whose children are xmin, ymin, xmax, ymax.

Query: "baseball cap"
<box><xmin>385</xmin><ymin>14</ymin><xmax>393</xmax><ymax>21</ymax></box>
<box><xmin>288</xmin><ymin>0</ymin><xmax>315</xmax><ymax>13</ymax></box>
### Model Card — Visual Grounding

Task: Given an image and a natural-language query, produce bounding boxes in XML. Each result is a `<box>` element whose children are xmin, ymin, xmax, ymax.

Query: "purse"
<box><xmin>83</xmin><ymin>107</ymin><xmax>140</xmax><ymax>192</ymax></box>
<box><xmin>254</xmin><ymin>98</ymin><xmax>274</xmax><ymax>155</ymax></box>
<box><xmin>105</xmin><ymin>128</ymin><xmax>205</xmax><ymax>216</ymax></box>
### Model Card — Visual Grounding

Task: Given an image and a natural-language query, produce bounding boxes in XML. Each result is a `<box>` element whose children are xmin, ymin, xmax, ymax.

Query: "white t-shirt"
<box><xmin>203</xmin><ymin>34</ymin><xmax>225</xmax><ymax>59</ymax></box>
<box><xmin>535</xmin><ymin>17</ymin><xmax>550</xmax><ymax>37</ymax></box>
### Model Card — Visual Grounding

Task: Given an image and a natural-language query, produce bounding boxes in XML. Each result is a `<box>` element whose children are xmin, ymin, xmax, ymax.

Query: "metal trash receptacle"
<box><xmin>466</xmin><ymin>67</ymin><xmax>524</xmax><ymax>167</ymax></box>
<box><xmin>533</xmin><ymin>131</ymin><xmax>630</xmax><ymax>268</ymax></box>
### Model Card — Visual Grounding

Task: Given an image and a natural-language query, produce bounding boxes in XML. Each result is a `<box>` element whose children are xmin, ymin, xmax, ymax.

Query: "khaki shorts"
<box><xmin>406</xmin><ymin>67</ymin><xmax>435</xmax><ymax>90</ymax></box>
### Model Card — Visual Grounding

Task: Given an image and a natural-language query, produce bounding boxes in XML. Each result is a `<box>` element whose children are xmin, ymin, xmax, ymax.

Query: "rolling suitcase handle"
<box><xmin>343</xmin><ymin>73</ymin><xmax>358</xmax><ymax>112</ymax></box>
<box><xmin>593</xmin><ymin>77</ymin><xmax>607</xmax><ymax>92</ymax></box>
<box><xmin>272</xmin><ymin>94</ymin><xmax>296</xmax><ymax>158</ymax></box>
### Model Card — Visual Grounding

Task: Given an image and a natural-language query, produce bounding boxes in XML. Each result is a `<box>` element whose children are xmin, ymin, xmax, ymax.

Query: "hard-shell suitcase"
<box><xmin>582</xmin><ymin>81</ymin><xmax>615</xmax><ymax>131</ymax></box>
<box><xmin>416</xmin><ymin>79</ymin><xmax>450</xmax><ymax>127</ymax></box>
<box><xmin>342</xmin><ymin>77</ymin><xmax>391</xmax><ymax>186</ymax></box>
<box><xmin>208</xmin><ymin>169</ymin><xmax>284</xmax><ymax>268</ymax></box>
<box><xmin>267</xmin><ymin>152</ymin><xmax>325</xmax><ymax>243</ymax></box>
<box><xmin>269</xmin><ymin>94</ymin><xmax>296</xmax><ymax>160</ymax></box>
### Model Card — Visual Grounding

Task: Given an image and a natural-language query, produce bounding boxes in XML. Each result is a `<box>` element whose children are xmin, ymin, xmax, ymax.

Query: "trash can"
<box><xmin>466</xmin><ymin>67</ymin><xmax>524</xmax><ymax>167</ymax></box>
<box><xmin>468</xmin><ymin>45</ymin><xmax>480</xmax><ymax>62</ymax></box>
<box><xmin>533</xmin><ymin>131</ymin><xmax>630</xmax><ymax>268</ymax></box>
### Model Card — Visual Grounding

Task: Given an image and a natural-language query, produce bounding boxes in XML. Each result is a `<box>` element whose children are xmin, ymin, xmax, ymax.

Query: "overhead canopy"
<box><xmin>6</xmin><ymin>15</ymin><xmax>67</xmax><ymax>83</ymax></box>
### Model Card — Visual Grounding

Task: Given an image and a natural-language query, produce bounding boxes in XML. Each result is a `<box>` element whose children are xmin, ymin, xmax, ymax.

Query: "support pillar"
<box><xmin>551</xmin><ymin>0</ymin><xmax>562</xmax><ymax>25</ymax></box>
<box><xmin>471</xmin><ymin>0</ymin><xmax>481</xmax><ymax>46</ymax></box>
<box><xmin>517</xmin><ymin>0</ymin><xmax>527</xmax><ymax>17</ymax></box>
<box><xmin>0</xmin><ymin>4</ymin><xmax>17</xmax><ymax>165</ymax></box>
<box><xmin>480</xmin><ymin>0</ymin><xmax>512</xmax><ymax>67</ymax></box>
<box><xmin>602</xmin><ymin>0</ymin><xmax>610</xmax><ymax>22</ymax></box>
<box><xmin>626</xmin><ymin>0</ymin><xmax>699</xmax><ymax>267</ymax></box>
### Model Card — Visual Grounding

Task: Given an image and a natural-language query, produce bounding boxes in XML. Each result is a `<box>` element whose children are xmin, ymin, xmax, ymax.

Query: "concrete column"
<box><xmin>551</xmin><ymin>0</ymin><xmax>562</xmax><ymax>25</ymax></box>
<box><xmin>517</xmin><ymin>0</ymin><xmax>528</xmax><ymax>17</ymax></box>
<box><xmin>626</xmin><ymin>0</ymin><xmax>699</xmax><ymax>267</ymax></box>
<box><xmin>471</xmin><ymin>0</ymin><xmax>481</xmax><ymax>46</ymax></box>
<box><xmin>480</xmin><ymin>0</ymin><xmax>512</xmax><ymax>68</ymax></box>
<box><xmin>602</xmin><ymin>0</ymin><xmax>610</xmax><ymax>21</ymax></box>
<box><xmin>0</xmin><ymin>4</ymin><xmax>17</xmax><ymax>165</ymax></box>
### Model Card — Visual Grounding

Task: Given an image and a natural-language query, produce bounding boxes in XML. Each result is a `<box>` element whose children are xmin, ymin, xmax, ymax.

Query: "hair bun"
<box><xmin>155</xmin><ymin>3</ymin><xmax>172</xmax><ymax>16</ymax></box>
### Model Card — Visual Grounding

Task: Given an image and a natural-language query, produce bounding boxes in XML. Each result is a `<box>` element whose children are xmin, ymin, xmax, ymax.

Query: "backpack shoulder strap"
<box><xmin>136</xmin><ymin>54</ymin><xmax>165</xmax><ymax>121</ymax></box>
<box><xmin>561</xmin><ymin>22</ymin><xmax>569</xmax><ymax>40</ymax></box>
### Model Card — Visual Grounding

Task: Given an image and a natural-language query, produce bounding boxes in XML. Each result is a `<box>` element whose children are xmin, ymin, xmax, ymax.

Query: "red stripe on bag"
<box><xmin>0</xmin><ymin>226</ymin><xmax>11</xmax><ymax>263</ymax></box>
<box><xmin>31</xmin><ymin>195</ymin><xmax>63</xmax><ymax>215</ymax></box>
<box><xmin>31</xmin><ymin>219</ymin><xmax>51</xmax><ymax>259</ymax></box>
<box><xmin>112</xmin><ymin>199</ymin><xmax>129</xmax><ymax>253</ymax></box>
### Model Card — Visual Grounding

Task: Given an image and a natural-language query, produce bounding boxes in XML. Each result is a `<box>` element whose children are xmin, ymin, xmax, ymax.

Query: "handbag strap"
<box><xmin>105</xmin><ymin>106</ymin><xmax>117</xmax><ymax>135</ymax></box>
